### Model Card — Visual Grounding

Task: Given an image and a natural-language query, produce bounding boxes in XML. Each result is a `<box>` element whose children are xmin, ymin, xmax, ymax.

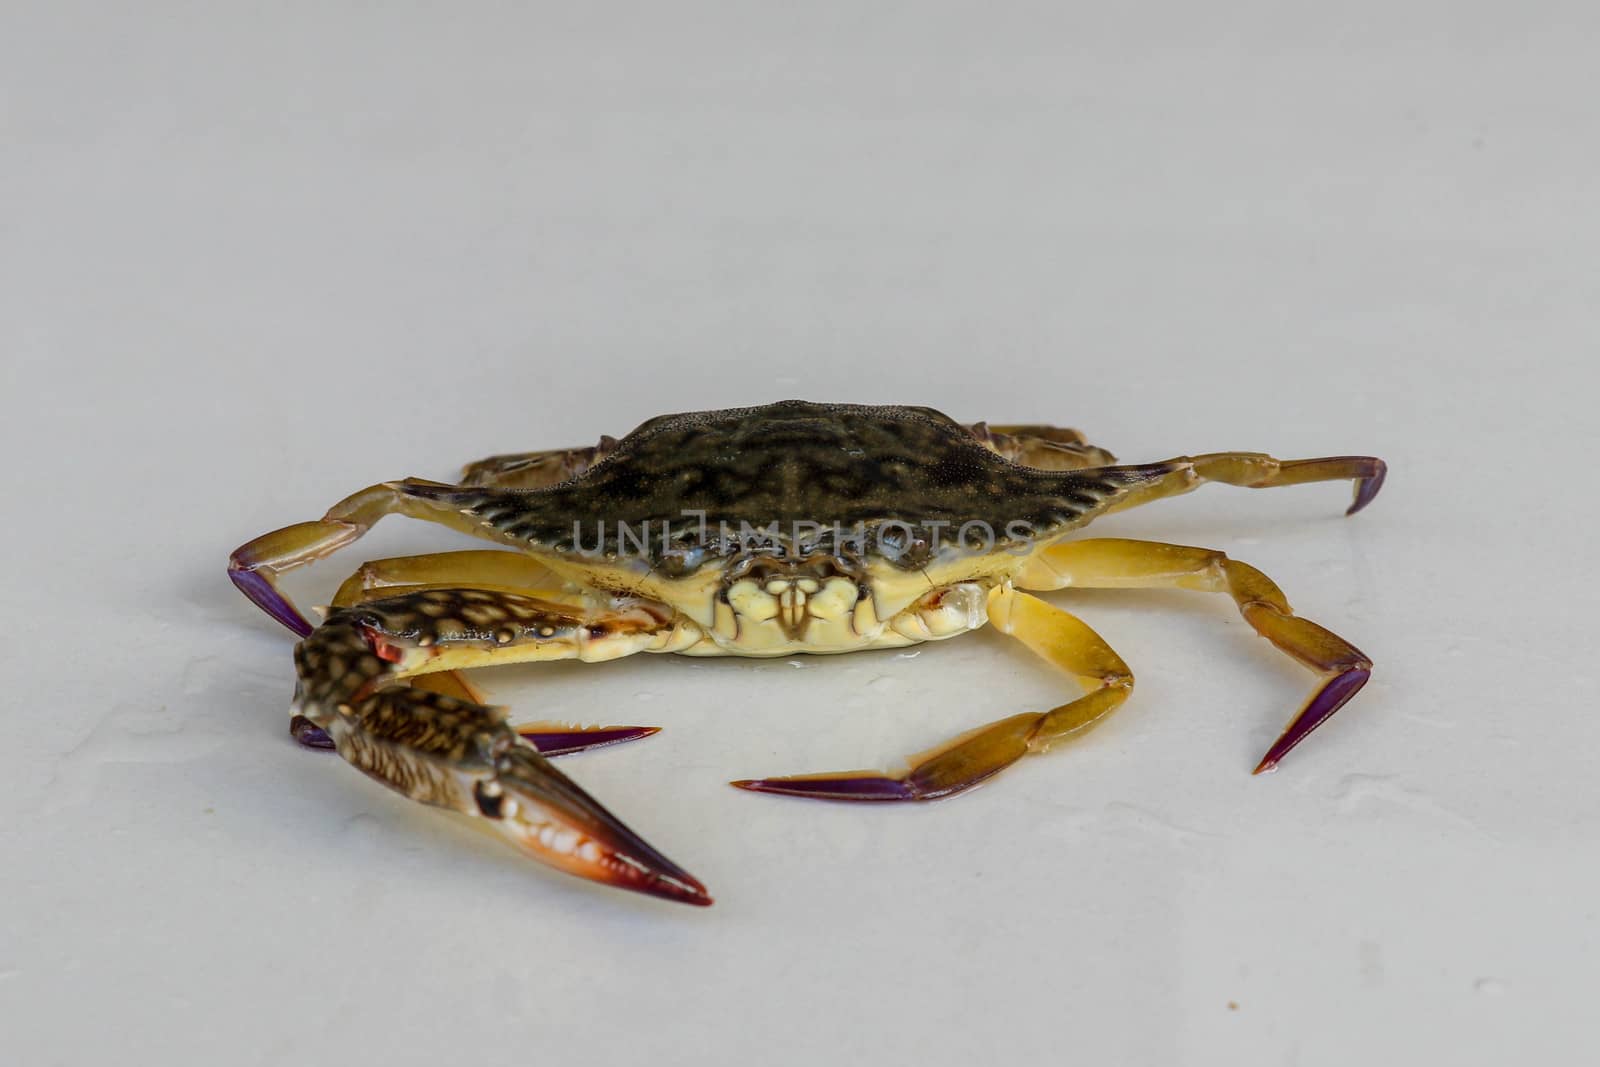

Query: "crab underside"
<box><xmin>230</xmin><ymin>401</ymin><xmax>1386</xmax><ymax>906</ymax></box>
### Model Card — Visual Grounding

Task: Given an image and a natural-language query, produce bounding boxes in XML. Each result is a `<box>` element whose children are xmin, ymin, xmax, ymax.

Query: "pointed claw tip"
<box><xmin>674</xmin><ymin>885</ymin><xmax>715</xmax><ymax>908</ymax></box>
<box><xmin>1251</xmin><ymin>757</ymin><xmax>1279</xmax><ymax>776</ymax></box>
<box><xmin>627</xmin><ymin>867</ymin><xmax>713</xmax><ymax>907</ymax></box>
<box><xmin>625</xmin><ymin>876</ymin><xmax>712</xmax><ymax>907</ymax></box>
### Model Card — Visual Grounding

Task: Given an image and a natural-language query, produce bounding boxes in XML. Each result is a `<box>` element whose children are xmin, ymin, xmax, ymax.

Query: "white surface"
<box><xmin>3</xmin><ymin>4</ymin><xmax>1597</xmax><ymax>1064</ymax></box>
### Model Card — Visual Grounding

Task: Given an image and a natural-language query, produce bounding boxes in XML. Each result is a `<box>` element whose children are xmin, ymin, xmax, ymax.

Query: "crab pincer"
<box><xmin>293</xmin><ymin>595</ymin><xmax>711</xmax><ymax>906</ymax></box>
<box><xmin>477</xmin><ymin>746</ymin><xmax>712</xmax><ymax>906</ymax></box>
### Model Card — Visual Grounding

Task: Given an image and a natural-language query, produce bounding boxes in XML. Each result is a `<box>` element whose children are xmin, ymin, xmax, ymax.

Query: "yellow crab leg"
<box><xmin>967</xmin><ymin>422</ymin><xmax>1118</xmax><ymax>470</ymax></box>
<box><xmin>329</xmin><ymin>549</ymin><xmax>573</xmax><ymax>609</ymax></box>
<box><xmin>1095</xmin><ymin>451</ymin><xmax>1386</xmax><ymax>517</ymax></box>
<box><xmin>732</xmin><ymin>585</ymin><xmax>1133</xmax><ymax>801</ymax></box>
<box><xmin>293</xmin><ymin>586</ymin><xmax>710</xmax><ymax>905</ymax></box>
<box><xmin>228</xmin><ymin>481</ymin><xmax>529</xmax><ymax>637</ymax></box>
<box><xmin>1017</xmin><ymin>537</ymin><xmax>1372</xmax><ymax>772</ymax></box>
<box><xmin>460</xmin><ymin>437</ymin><xmax>617</xmax><ymax>489</ymax></box>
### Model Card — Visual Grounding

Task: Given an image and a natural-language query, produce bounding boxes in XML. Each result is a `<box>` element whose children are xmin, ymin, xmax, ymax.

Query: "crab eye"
<box><xmin>876</xmin><ymin>523</ymin><xmax>933</xmax><ymax>566</ymax></box>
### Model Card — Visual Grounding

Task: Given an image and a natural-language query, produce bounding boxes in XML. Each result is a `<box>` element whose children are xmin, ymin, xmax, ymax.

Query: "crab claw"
<box><xmin>478</xmin><ymin>747</ymin><xmax>713</xmax><ymax>907</ymax></box>
<box><xmin>295</xmin><ymin>595</ymin><xmax>708</xmax><ymax>905</ymax></box>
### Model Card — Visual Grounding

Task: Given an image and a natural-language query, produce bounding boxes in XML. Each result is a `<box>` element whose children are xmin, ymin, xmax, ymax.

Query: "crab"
<box><xmin>229</xmin><ymin>400</ymin><xmax>1386</xmax><ymax>906</ymax></box>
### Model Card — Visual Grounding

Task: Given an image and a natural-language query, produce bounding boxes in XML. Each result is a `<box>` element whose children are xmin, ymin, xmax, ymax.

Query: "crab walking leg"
<box><xmin>733</xmin><ymin>587</ymin><xmax>1133</xmax><ymax>802</ymax></box>
<box><xmin>967</xmin><ymin>422</ymin><xmax>1118</xmax><ymax>470</ymax></box>
<box><xmin>1097</xmin><ymin>451</ymin><xmax>1387</xmax><ymax>517</ymax></box>
<box><xmin>1019</xmin><ymin>538</ymin><xmax>1372</xmax><ymax>772</ymax></box>
<box><xmin>330</xmin><ymin>550</ymin><xmax>573</xmax><ymax>609</ymax></box>
<box><xmin>228</xmin><ymin>481</ymin><xmax>528</xmax><ymax>636</ymax></box>
<box><xmin>460</xmin><ymin>437</ymin><xmax>618</xmax><ymax>489</ymax></box>
<box><xmin>275</xmin><ymin>553</ymin><xmax>659</xmax><ymax>757</ymax></box>
<box><xmin>292</xmin><ymin>587</ymin><xmax>710</xmax><ymax>905</ymax></box>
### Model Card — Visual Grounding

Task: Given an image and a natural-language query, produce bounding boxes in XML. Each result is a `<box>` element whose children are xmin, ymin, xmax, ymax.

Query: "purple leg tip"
<box><xmin>291</xmin><ymin>715</ymin><xmax>335</xmax><ymax>749</ymax></box>
<box><xmin>1254</xmin><ymin>667</ymin><xmax>1371</xmax><ymax>773</ymax></box>
<box><xmin>229</xmin><ymin>566</ymin><xmax>313</xmax><ymax>637</ymax></box>
<box><xmin>731</xmin><ymin>775</ymin><xmax>920</xmax><ymax>802</ymax></box>
<box><xmin>518</xmin><ymin>726</ymin><xmax>660</xmax><ymax>757</ymax></box>
<box><xmin>1347</xmin><ymin>459</ymin><xmax>1388</xmax><ymax>516</ymax></box>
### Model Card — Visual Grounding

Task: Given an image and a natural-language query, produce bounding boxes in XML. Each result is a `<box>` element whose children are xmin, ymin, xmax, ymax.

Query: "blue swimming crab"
<box><xmin>229</xmin><ymin>401</ymin><xmax>1386</xmax><ymax>906</ymax></box>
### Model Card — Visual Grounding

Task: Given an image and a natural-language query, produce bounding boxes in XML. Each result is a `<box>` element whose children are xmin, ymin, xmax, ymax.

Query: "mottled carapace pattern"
<box><xmin>401</xmin><ymin>401</ymin><xmax>1172</xmax><ymax>572</ymax></box>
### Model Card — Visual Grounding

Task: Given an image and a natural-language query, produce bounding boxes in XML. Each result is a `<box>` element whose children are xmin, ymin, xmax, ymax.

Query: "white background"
<box><xmin>3</xmin><ymin>3</ymin><xmax>1597</xmax><ymax>1064</ymax></box>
